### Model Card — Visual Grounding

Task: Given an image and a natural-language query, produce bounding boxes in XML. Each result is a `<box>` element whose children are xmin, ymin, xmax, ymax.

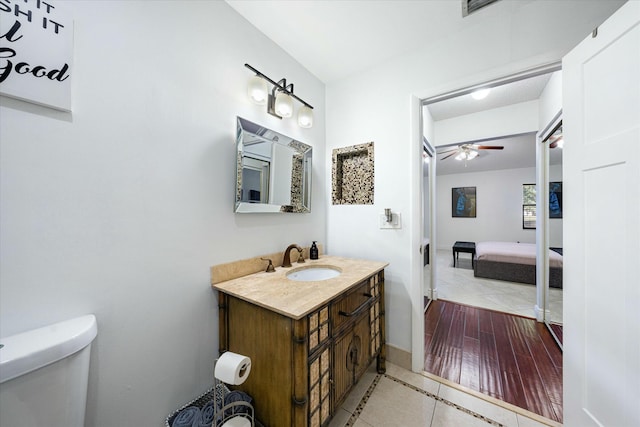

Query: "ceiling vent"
<box><xmin>462</xmin><ymin>0</ymin><xmax>500</xmax><ymax>17</ymax></box>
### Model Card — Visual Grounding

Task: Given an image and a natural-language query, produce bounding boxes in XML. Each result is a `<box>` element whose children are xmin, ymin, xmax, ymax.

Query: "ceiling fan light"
<box><xmin>455</xmin><ymin>152</ymin><xmax>466</xmax><ymax>161</ymax></box>
<box><xmin>471</xmin><ymin>88</ymin><xmax>490</xmax><ymax>100</ymax></box>
<box><xmin>556</xmin><ymin>138</ymin><xmax>564</xmax><ymax>148</ymax></box>
<box><xmin>467</xmin><ymin>150</ymin><xmax>479</xmax><ymax>160</ymax></box>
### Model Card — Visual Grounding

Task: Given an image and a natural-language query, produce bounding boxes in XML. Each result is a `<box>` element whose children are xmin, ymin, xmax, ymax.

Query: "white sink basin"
<box><xmin>286</xmin><ymin>266</ymin><xmax>341</xmax><ymax>281</ymax></box>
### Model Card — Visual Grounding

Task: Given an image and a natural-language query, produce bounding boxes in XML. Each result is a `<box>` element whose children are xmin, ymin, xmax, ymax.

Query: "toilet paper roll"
<box><xmin>215</xmin><ymin>352</ymin><xmax>251</xmax><ymax>385</ymax></box>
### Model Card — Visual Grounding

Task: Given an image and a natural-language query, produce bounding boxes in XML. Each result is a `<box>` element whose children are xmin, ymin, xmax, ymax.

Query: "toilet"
<box><xmin>0</xmin><ymin>314</ymin><xmax>97</xmax><ymax>427</ymax></box>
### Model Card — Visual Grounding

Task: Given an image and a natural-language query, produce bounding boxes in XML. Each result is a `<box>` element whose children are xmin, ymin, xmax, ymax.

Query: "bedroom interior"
<box><xmin>424</xmin><ymin>71</ymin><xmax>563</xmax><ymax>313</ymax></box>
<box><xmin>422</xmin><ymin>70</ymin><xmax>564</xmax><ymax>326</ymax></box>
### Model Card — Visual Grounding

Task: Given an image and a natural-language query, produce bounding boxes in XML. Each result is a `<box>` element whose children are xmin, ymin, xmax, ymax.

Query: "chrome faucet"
<box><xmin>282</xmin><ymin>244</ymin><xmax>303</xmax><ymax>268</ymax></box>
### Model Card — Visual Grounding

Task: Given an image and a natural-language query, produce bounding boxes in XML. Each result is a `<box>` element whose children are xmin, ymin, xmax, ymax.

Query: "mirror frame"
<box><xmin>235</xmin><ymin>117</ymin><xmax>312</xmax><ymax>213</ymax></box>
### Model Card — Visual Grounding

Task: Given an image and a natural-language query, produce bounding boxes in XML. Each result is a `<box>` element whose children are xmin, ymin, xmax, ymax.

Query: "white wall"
<box><xmin>326</xmin><ymin>0</ymin><xmax>623</xmax><ymax>354</ymax></box>
<box><xmin>435</xmin><ymin>100</ymin><xmax>539</xmax><ymax>145</ymax></box>
<box><xmin>435</xmin><ymin>165</ymin><xmax>564</xmax><ymax>250</ymax></box>
<box><xmin>539</xmin><ymin>71</ymin><xmax>563</xmax><ymax>129</ymax></box>
<box><xmin>0</xmin><ymin>1</ymin><xmax>325</xmax><ymax>426</ymax></box>
<box><xmin>436</xmin><ymin>167</ymin><xmax>537</xmax><ymax>248</ymax></box>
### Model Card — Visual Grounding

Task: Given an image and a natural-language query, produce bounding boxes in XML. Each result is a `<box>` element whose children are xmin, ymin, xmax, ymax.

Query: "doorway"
<box><xmin>417</xmin><ymin>64</ymin><xmax>565</xmax><ymax>416</ymax></box>
<box><xmin>421</xmin><ymin>68</ymin><xmax>562</xmax><ymax>323</ymax></box>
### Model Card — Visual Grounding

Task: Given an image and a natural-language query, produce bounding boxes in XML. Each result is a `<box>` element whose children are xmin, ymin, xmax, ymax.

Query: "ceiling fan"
<box><xmin>438</xmin><ymin>143</ymin><xmax>504</xmax><ymax>162</ymax></box>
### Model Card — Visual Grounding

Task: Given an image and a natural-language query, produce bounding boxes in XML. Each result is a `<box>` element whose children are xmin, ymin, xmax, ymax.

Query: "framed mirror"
<box><xmin>235</xmin><ymin>117</ymin><xmax>312</xmax><ymax>213</ymax></box>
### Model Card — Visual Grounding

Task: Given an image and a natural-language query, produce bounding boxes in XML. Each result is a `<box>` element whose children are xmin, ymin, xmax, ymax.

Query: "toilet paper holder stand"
<box><xmin>213</xmin><ymin>353</ymin><xmax>255</xmax><ymax>427</ymax></box>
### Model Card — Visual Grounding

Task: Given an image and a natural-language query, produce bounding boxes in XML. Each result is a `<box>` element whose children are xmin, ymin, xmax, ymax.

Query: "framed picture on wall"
<box><xmin>452</xmin><ymin>187</ymin><xmax>476</xmax><ymax>218</ymax></box>
<box><xmin>549</xmin><ymin>182</ymin><xmax>562</xmax><ymax>218</ymax></box>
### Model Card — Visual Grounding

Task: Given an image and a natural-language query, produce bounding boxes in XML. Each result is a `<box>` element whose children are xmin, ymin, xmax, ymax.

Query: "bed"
<box><xmin>473</xmin><ymin>241</ymin><xmax>563</xmax><ymax>288</ymax></box>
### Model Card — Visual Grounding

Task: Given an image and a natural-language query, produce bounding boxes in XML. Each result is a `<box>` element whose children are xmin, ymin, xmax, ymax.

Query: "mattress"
<box><xmin>475</xmin><ymin>241</ymin><xmax>563</xmax><ymax>268</ymax></box>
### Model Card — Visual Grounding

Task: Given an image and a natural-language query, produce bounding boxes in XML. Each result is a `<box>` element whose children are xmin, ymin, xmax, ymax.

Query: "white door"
<box><xmin>563</xmin><ymin>2</ymin><xmax>640</xmax><ymax>426</ymax></box>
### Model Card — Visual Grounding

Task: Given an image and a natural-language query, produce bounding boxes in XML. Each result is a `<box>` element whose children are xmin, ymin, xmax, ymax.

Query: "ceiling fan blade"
<box><xmin>436</xmin><ymin>148</ymin><xmax>458</xmax><ymax>155</ymax></box>
<box><xmin>440</xmin><ymin>151</ymin><xmax>458</xmax><ymax>160</ymax></box>
<box><xmin>475</xmin><ymin>145</ymin><xmax>504</xmax><ymax>150</ymax></box>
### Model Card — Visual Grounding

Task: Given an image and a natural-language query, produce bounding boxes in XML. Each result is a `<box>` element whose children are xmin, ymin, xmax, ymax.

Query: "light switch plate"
<box><xmin>379</xmin><ymin>213</ymin><xmax>402</xmax><ymax>229</ymax></box>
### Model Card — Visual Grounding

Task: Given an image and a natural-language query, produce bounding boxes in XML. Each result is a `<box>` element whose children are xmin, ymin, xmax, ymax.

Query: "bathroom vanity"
<box><xmin>213</xmin><ymin>256</ymin><xmax>387</xmax><ymax>427</ymax></box>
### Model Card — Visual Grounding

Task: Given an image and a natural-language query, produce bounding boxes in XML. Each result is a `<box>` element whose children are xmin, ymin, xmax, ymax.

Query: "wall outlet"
<box><xmin>379</xmin><ymin>213</ymin><xmax>402</xmax><ymax>229</ymax></box>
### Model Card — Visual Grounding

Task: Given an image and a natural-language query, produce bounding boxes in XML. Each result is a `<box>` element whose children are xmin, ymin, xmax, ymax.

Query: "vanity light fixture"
<box><xmin>245</xmin><ymin>63</ymin><xmax>314</xmax><ymax>128</ymax></box>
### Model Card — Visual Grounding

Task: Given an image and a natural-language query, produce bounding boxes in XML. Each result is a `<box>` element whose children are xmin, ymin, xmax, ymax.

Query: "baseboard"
<box><xmin>534</xmin><ymin>304</ymin><xmax>549</xmax><ymax>322</ymax></box>
<box><xmin>385</xmin><ymin>344</ymin><xmax>411</xmax><ymax>371</ymax></box>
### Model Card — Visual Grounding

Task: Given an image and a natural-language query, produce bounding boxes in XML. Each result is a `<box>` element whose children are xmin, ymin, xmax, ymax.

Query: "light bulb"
<box><xmin>297</xmin><ymin>105</ymin><xmax>313</xmax><ymax>128</ymax></box>
<box><xmin>247</xmin><ymin>75</ymin><xmax>267</xmax><ymax>105</ymax></box>
<box><xmin>471</xmin><ymin>88</ymin><xmax>490</xmax><ymax>100</ymax></box>
<box><xmin>274</xmin><ymin>92</ymin><xmax>293</xmax><ymax>117</ymax></box>
<box><xmin>467</xmin><ymin>150</ymin><xmax>478</xmax><ymax>159</ymax></box>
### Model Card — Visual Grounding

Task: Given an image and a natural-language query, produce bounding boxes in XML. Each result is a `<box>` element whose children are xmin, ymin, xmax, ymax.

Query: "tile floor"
<box><xmin>328</xmin><ymin>362</ymin><xmax>558</xmax><ymax>427</ymax></box>
<box><xmin>425</xmin><ymin>250</ymin><xmax>563</xmax><ymax>323</ymax></box>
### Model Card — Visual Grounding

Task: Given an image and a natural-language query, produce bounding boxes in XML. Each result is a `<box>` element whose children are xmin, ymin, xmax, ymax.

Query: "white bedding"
<box><xmin>475</xmin><ymin>241</ymin><xmax>563</xmax><ymax>268</ymax></box>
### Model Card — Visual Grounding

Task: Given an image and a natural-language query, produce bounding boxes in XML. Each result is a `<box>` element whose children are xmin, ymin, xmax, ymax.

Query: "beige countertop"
<box><xmin>212</xmin><ymin>255</ymin><xmax>388</xmax><ymax>320</ymax></box>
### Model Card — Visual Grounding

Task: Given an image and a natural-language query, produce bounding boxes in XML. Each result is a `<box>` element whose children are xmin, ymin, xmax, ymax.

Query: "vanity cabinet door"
<box><xmin>333</xmin><ymin>324</ymin><xmax>353</xmax><ymax>408</ymax></box>
<box><xmin>352</xmin><ymin>309</ymin><xmax>372</xmax><ymax>381</ymax></box>
<box><xmin>332</xmin><ymin>310</ymin><xmax>371</xmax><ymax>410</ymax></box>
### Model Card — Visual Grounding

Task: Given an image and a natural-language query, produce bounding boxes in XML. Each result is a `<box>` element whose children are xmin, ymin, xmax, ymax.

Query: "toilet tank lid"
<box><xmin>0</xmin><ymin>314</ymin><xmax>97</xmax><ymax>384</ymax></box>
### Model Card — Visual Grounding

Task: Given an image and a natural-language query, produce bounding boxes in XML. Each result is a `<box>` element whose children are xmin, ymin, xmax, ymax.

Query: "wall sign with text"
<box><xmin>0</xmin><ymin>0</ymin><xmax>73</xmax><ymax>111</ymax></box>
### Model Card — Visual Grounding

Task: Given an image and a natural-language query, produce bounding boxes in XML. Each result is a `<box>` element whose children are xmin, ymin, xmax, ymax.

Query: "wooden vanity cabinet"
<box><xmin>217</xmin><ymin>270</ymin><xmax>385</xmax><ymax>427</ymax></box>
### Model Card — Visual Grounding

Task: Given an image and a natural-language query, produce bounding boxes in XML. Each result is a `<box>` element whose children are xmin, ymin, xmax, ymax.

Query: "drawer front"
<box><xmin>331</xmin><ymin>279</ymin><xmax>374</xmax><ymax>333</ymax></box>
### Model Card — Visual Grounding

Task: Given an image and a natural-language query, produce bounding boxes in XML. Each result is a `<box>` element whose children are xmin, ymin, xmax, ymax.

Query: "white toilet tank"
<box><xmin>0</xmin><ymin>314</ymin><xmax>97</xmax><ymax>427</ymax></box>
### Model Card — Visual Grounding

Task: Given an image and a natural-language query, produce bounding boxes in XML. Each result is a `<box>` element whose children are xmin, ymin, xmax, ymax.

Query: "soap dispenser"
<box><xmin>310</xmin><ymin>241</ymin><xmax>319</xmax><ymax>260</ymax></box>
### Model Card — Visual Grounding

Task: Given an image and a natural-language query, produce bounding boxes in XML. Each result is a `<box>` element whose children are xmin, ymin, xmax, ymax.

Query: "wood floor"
<box><xmin>549</xmin><ymin>323</ymin><xmax>563</xmax><ymax>346</ymax></box>
<box><xmin>424</xmin><ymin>299</ymin><xmax>563</xmax><ymax>423</ymax></box>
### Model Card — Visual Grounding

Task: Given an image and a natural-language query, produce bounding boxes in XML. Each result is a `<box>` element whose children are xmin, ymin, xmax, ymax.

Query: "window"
<box><xmin>523</xmin><ymin>184</ymin><xmax>536</xmax><ymax>229</ymax></box>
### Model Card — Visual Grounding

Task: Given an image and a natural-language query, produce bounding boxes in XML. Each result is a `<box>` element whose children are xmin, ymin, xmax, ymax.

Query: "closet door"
<box><xmin>563</xmin><ymin>2</ymin><xmax>640</xmax><ymax>426</ymax></box>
